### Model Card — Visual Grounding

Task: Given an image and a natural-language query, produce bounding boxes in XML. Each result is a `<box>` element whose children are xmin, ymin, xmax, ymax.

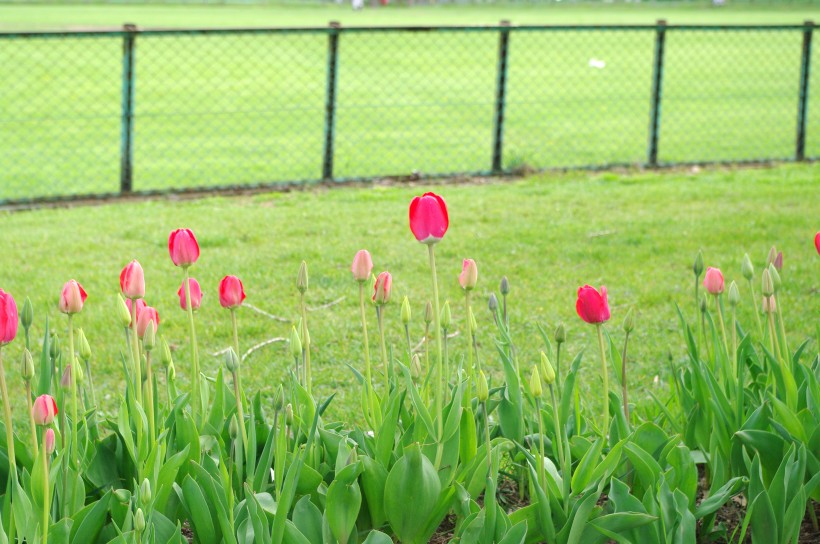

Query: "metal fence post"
<box><xmin>796</xmin><ymin>20</ymin><xmax>814</xmax><ymax>161</ymax></box>
<box><xmin>119</xmin><ymin>24</ymin><xmax>137</xmax><ymax>194</ymax></box>
<box><xmin>647</xmin><ymin>19</ymin><xmax>667</xmax><ymax>167</ymax></box>
<box><xmin>323</xmin><ymin>21</ymin><xmax>341</xmax><ymax>181</ymax></box>
<box><xmin>491</xmin><ymin>20</ymin><xmax>511</xmax><ymax>174</ymax></box>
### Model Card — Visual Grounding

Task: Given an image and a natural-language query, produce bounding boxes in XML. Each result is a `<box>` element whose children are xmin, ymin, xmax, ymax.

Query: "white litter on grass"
<box><xmin>588</xmin><ymin>58</ymin><xmax>606</xmax><ymax>69</ymax></box>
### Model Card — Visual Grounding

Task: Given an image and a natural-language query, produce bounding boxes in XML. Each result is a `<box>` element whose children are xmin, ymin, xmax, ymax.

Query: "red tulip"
<box><xmin>351</xmin><ymin>250</ymin><xmax>373</xmax><ymax>282</ymax></box>
<box><xmin>703</xmin><ymin>267</ymin><xmax>724</xmax><ymax>295</ymax></box>
<box><xmin>168</xmin><ymin>229</ymin><xmax>200</xmax><ymax>267</ymax></box>
<box><xmin>0</xmin><ymin>290</ymin><xmax>18</xmax><ymax>346</ymax></box>
<box><xmin>219</xmin><ymin>276</ymin><xmax>246</xmax><ymax>309</ymax></box>
<box><xmin>120</xmin><ymin>260</ymin><xmax>145</xmax><ymax>299</ymax></box>
<box><xmin>59</xmin><ymin>280</ymin><xmax>87</xmax><ymax>315</ymax></box>
<box><xmin>458</xmin><ymin>259</ymin><xmax>478</xmax><ymax>291</ymax></box>
<box><xmin>32</xmin><ymin>394</ymin><xmax>58</xmax><ymax>426</ymax></box>
<box><xmin>136</xmin><ymin>306</ymin><xmax>159</xmax><ymax>339</ymax></box>
<box><xmin>576</xmin><ymin>285</ymin><xmax>610</xmax><ymax>324</ymax></box>
<box><xmin>44</xmin><ymin>428</ymin><xmax>56</xmax><ymax>455</ymax></box>
<box><xmin>178</xmin><ymin>278</ymin><xmax>203</xmax><ymax>311</ymax></box>
<box><xmin>372</xmin><ymin>272</ymin><xmax>392</xmax><ymax>305</ymax></box>
<box><xmin>815</xmin><ymin>232</ymin><xmax>819</xmax><ymax>255</ymax></box>
<box><xmin>409</xmin><ymin>192</ymin><xmax>449</xmax><ymax>244</ymax></box>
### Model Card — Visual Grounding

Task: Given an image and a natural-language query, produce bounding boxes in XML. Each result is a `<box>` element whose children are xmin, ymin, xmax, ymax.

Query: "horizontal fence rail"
<box><xmin>0</xmin><ymin>22</ymin><xmax>816</xmax><ymax>204</ymax></box>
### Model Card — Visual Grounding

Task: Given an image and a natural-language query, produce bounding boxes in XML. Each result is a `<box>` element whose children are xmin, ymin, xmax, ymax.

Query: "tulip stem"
<box><xmin>26</xmin><ymin>381</ymin><xmax>38</xmax><ymax>457</ymax></box>
<box><xmin>67</xmin><ymin>314</ymin><xmax>79</xmax><ymax>469</ymax></box>
<box><xmin>358</xmin><ymin>282</ymin><xmax>375</xmax><ymax>425</ymax></box>
<box><xmin>596</xmin><ymin>324</ymin><xmax>609</xmax><ymax>437</ymax></box>
<box><xmin>483</xmin><ymin>400</ymin><xmax>492</xmax><ymax>475</ymax></box>
<box><xmin>144</xmin><ymin>350</ymin><xmax>155</xmax><ymax>441</ymax></box>
<box><xmin>534</xmin><ymin>398</ymin><xmax>546</xmax><ymax>493</ymax></box>
<box><xmin>232</xmin><ymin>370</ymin><xmax>249</xmax><ymax>456</ymax></box>
<box><xmin>129</xmin><ymin>300</ymin><xmax>143</xmax><ymax>407</ymax></box>
<box><xmin>715</xmin><ymin>296</ymin><xmax>730</xmax><ymax>370</ymax></box>
<box><xmin>83</xmin><ymin>357</ymin><xmax>99</xmax><ymax>437</ymax></box>
<box><xmin>299</xmin><ymin>293</ymin><xmax>312</xmax><ymax>396</ymax></box>
<box><xmin>554</xmin><ymin>343</ymin><xmax>562</xmax><ymax>399</ymax></box>
<box><xmin>767</xmin><ymin>308</ymin><xmax>781</xmax><ymax>364</ymax></box>
<box><xmin>428</xmin><ymin>243</ymin><xmax>445</xmax><ymax>467</ymax></box>
<box><xmin>42</xmin><ymin>430</ymin><xmax>50</xmax><ymax>544</ymax></box>
<box><xmin>776</xmin><ymin>301</ymin><xmax>789</xmax><ymax>361</ymax></box>
<box><xmin>621</xmin><ymin>331</ymin><xmax>631</xmax><ymax>429</ymax></box>
<box><xmin>230</xmin><ymin>308</ymin><xmax>246</xmax><ymax>417</ymax></box>
<box><xmin>549</xmin><ymin>384</ymin><xmax>569</xmax><ymax>515</ymax></box>
<box><xmin>376</xmin><ymin>305</ymin><xmax>389</xmax><ymax>395</ymax></box>
<box><xmin>747</xmin><ymin>280</ymin><xmax>764</xmax><ymax>339</ymax></box>
<box><xmin>423</xmin><ymin>322</ymin><xmax>430</xmax><ymax>404</ymax></box>
<box><xmin>183</xmin><ymin>268</ymin><xmax>201</xmax><ymax>422</ymax></box>
<box><xmin>0</xmin><ymin>349</ymin><xmax>17</xmax><ymax>479</ymax></box>
<box><xmin>465</xmin><ymin>291</ymin><xmax>474</xmax><ymax>380</ymax></box>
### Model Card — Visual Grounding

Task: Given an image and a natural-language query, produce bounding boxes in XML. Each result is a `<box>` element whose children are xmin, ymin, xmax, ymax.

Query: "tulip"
<box><xmin>351</xmin><ymin>250</ymin><xmax>373</xmax><ymax>282</ymax></box>
<box><xmin>116</xmin><ymin>294</ymin><xmax>132</xmax><ymax>327</ymax></box>
<box><xmin>21</xmin><ymin>296</ymin><xmax>33</xmax><ymax>340</ymax></box>
<box><xmin>728</xmin><ymin>281</ymin><xmax>740</xmax><ymax>307</ymax></box>
<box><xmin>499</xmin><ymin>276</ymin><xmax>510</xmax><ymax>296</ymax></box>
<box><xmin>137</xmin><ymin>307</ymin><xmax>160</xmax><ymax>340</ymax></box>
<box><xmin>763</xmin><ymin>295</ymin><xmax>777</xmax><ymax>314</ymax></box>
<box><xmin>219</xmin><ymin>276</ymin><xmax>246</xmax><ymax>309</ymax></box>
<box><xmin>476</xmin><ymin>371</ymin><xmax>489</xmax><ymax>403</ymax></box>
<box><xmin>32</xmin><ymin>394</ymin><xmax>58</xmax><ymax>426</ymax></box>
<box><xmin>400</xmin><ymin>296</ymin><xmax>411</xmax><ymax>326</ymax></box>
<box><xmin>409</xmin><ymin>192</ymin><xmax>448</xmax><ymax>244</ymax></box>
<box><xmin>773</xmin><ymin>251</ymin><xmax>783</xmax><ymax>272</ymax></box>
<box><xmin>540</xmin><ymin>352</ymin><xmax>555</xmax><ymax>385</ymax></box>
<box><xmin>59</xmin><ymin>280</ymin><xmax>87</xmax><ymax>314</ymax></box>
<box><xmin>762</xmin><ymin>268</ymin><xmax>774</xmax><ymax>297</ymax></box>
<box><xmin>766</xmin><ymin>246</ymin><xmax>778</xmax><ymax>268</ymax></box>
<box><xmin>168</xmin><ymin>228</ymin><xmax>200</xmax><ymax>268</ymax></box>
<box><xmin>178</xmin><ymin>277</ymin><xmax>202</xmax><ymax>311</ymax></box>
<box><xmin>21</xmin><ymin>349</ymin><xmax>34</xmax><ymax>381</ymax></box>
<box><xmin>44</xmin><ymin>428</ymin><xmax>55</xmax><ymax>455</ymax></box>
<box><xmin>60</xmin><ymin>364</ymin><xmax>73</xmax><ymax>390</ymax></box>
<box><xmin>119</xmin><ymin>260</ymin><xmax>145</xmax><ymax>299</ymax></box>
<box><xmin>424</xmin><ymin>301</ymin><xmax>433</xmax><ymax>325</ymax></box>
<box><xmin>815</xmin><ymin>232</ymin><xmax>820</xmax><ymax>255</ymax></box>
<box><xmin>372</xmin><ymin>272</ymin><xmax>392</xmax><ymax>305</ymax></box>
<box><xmin>693</xmin><ymin>250</ymin><xmax>704</xmax><ymax>278</ymax></box>
<box><xmin>0</xmin><ymin>290</ymin><xmax>18</xmax><ymax>345</ymax></box>
<box><xmin>703</xmin><ymin>267</ymin><xmax>724</xmax><ymax>295</ymax></box>
<box><xmin>458</xmin><ymin>259</ymin><xmax>478</xmax><ymax>291</ymax></box>
<box><xmin>297</xmin><ymin>261</ymin><xmax>309</xmax><ymax>294</ymax></box>
<box><xmin>741</xmin><ymin>254</ymin><xmax>754</xmax><ymax>281</ymax></box>
<box><xmin>575</xmin><ymin>285</ymin><xmax>610</xmax><ymax>324</ymax></box>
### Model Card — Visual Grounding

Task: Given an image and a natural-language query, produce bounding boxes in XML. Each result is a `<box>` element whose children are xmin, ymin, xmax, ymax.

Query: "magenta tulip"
<box><xmin>815</xmin><ymin>232</ymin><xmax>819</xmax><ymax>255</ymax></box>
<box><xmin>372</xmin><ymin>271</ymin><xmax>392</xmax><ymax>305</ymax></box>
<box><xmin>351</xmin><ymin>250</ymin><xmax>373</xmax><ymax>282</ymax></box>
<box><xmin>168</xmin><ymin>228</ymin><xmax>200</xmax><ymax>267</ymax></box>
<box><xmin>136</xmin><ymin>306</ymin><xmax>159</xmax><ymax>340</ymax></box>
<box><xmin>703</xmin><ymin>267</ymin><xmax>724</xmax><ymax>295</ymax></box>
<box><xmin>0</xmin><ymin>290</ymin><xmax>18</xmax><ymax>345</ymax></box>
<box><xmin>219</xmin><ymin>276</ymin><xmax>246</xmax><ymax>309</ymax></box>
<box><xmin>409</xmin><ymin>192</ymin><xmax>449</xmax><ymax>244</ymax></box>
<box><xmin>576</xmin><ymin>285</ymin><xmax>611</xmax><ymax>324</ymax></box>
<box><xmin>178</xmin><ymin>278</ymin><xmax>203</xmax><ymax>311</ymax></box>
<box><xmin>59</xmin><ymin>280</ymin><xmax>87</xmax><ymax>315</ymax></box>
<box><xmin>458</xmin><ymin>259</ymin><xmax>478</xmax><ymax>291</ymax></box>
<box><xmin>32</xmin><ymin>394</ymin><xmax>58</xmax><ymax>426</ymax></box>
<box><xmin>120</xmin><ymin>260</ymin><xmax>145</xmax><ymax>299</ymax></box>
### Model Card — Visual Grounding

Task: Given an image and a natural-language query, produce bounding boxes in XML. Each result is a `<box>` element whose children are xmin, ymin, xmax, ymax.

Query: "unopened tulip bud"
<box><xmin>477</xmin><ymin>371</ymin><xmax>489</xmax><ymax>402</ymax></box>
<box><xmin>273</xmin><ymin>385</ymin><xmax>284</xmax><ymax>412</ymax></box>
<box><xmin>458</xmin><ymin>259</ymin><xmax>478</xmax><ymax>291</ymax></box>
<box><xmin>693</xmin><ymin>250</ymin><xmax>704</xmax><ymax>278</ymax></box>
<box><xmin>488</xmin><ymin>293</ymin><xmax>498</xmax><ymax>313</ymax></box>
<box><xmin>768</xmin><ymin>264</ymin><xmax>781</xmax><ymax>293</ymax></box>
<box><xmin>59</xmin><ymin>279</ymin><xmax>87</xmax><ymax>315</ymax></box>
<box><xmin>372</xmin><ymin>271</ymin><xmax>392</xmax><ymax>305</ymax></box>
<box><xmin>773</xmin><ymin>251</ymin><xmax>783</xmax><ymax>272</ymax></box>
<box><xmin>78</xmin><ymin>329</ymin><xmax>91</xmax><ymax>360</ymax></box>
<box><xmin>351</xmin><ymin>250</ymin><xmax>373</xmax><ymax>282</ymax></box>
<box><xmin>699</xmin><ymin>296</ymin><xmax>707</xmax><ymax>314</ymax></box>
<box><xmin>160</xmin><ymin>337</ymin><xmax>173</xmax><ymax>368</ymax></box>
<box><xmin>728</xmin><ymin>281</ymin><xmax>740</xmax><ymax>307</ymax></box>
<box><xmin>410</xmin><ymin>353</ymin><xmax>422</xmax><ymax>379</ymax></box>
<box><xmin>135</xmin><ymin>508</ymin><xmax>145</xmax><ymax>533</ymax></box>
<box><xmin>117</xmin><ymin>294</ymin><xmax>132</xmax><ymax>327</ymax></box>
<box><xmin>225</xmin><ymin>347</ymin><xmax>240</xmax><ymax>373</ymax></box>
<box><xmin>499</xmin><ymin>276</ymin><xmax>510</xmax><ymax>296</ymax></box>
<box><xmin>440</xmin><ymin>301</ymin><xmax>451</xmax><ymax>330</ymax></box>
<box><xmin>469</xmin><ymin>307</ymin><xmax>477</xmax><ymax>335</ymax></box>
<box><xmin>766</xmin><ymin>246</ymin><xmax>777</xmax><ymax>268</ymax></box>
<box><xmin>401</xmin><ymin>296</ymin><xmax>411</xmax><ymax>326</ymax></box>
<box><xmin>761</xmin><ymin>268</ymin><xmax>774</xmax><ymax>297</ymax></box>
<box><xmin>140</xmin><ymin>479</ymin><xmax>152</xmax><ymax>507</ymax></box>
<box><xmin>529</xmin><ymin>366</ymin><xmax>543</xmax><ymax>398</ymax></box>
<box><xmin>741</xmin><ymin>253</ymin><xmax>754</xmax><ymax>281</ymax></box>
<box><xmin>302</xmin><ymin>326</ymin><xmax>310</xmax><ymax>349</ymax></box>
<box><xmin>21</xmin><ymin>297</ymin><xmax>33</xmax><ymax>331</ymax></box>
<box><xmin>32</xmin><ymin>394</ymin><xmax>58</xmax><ymax>426</ymax></box>
<box><xmin>423</xmin><ymin>301</ymin><xmax>433</xmax><ymax>325</ymax></box>
<box><xmin>554</xmin><ymin>322</ymin><xmax>566</xmax><ymax>344</ymax></box>
<box><xmin>74</xmin><ymin>359</ymin><xmax>84</xmax><ymax>384</ymax></box>
<box><xmin>21</xmin><ymin>349</ymin><xmax>34</xmax><ymax>382</ymax></box>
<box><xmin>60</xmin><ymin>364</ymin><xmax>72</xmax><ymax>390</ymax></box>
<box><xmin>229</xmin><ymin>415</ymin><xmax>239</xmax><ymax>441</ymax></box>
<box><xmin>113</xmin><ymin>489</ymin><xmax>131</xmax><ymax>503</ymax></box>
<box><xmin>622</xmin><ymin>308</ymin><xmax>635</xmax><ymax>334</ymax></box>
<box><xmin>142</xmin><ymin>321</ymin><xmax>156</xmax><ymax>351</ymax></box>
<box><xmin>285</xmin><ymin>403</ymin><xmax>293</xmax><ymax>425</ymax></box>
<box><xmin>703</xmin><ymin>267</ymin><xmax>724</xmax><ymax>295</ymax></box>
<box><xmin>45</xmin><ymin>428</ymin><xmax>55</xmax><ymax>455</ymax></box>
<box><xmin>49</xmin><ymin>334</ymin><xmax>60</xmax><ymax>359</ymax></box>
<box><xmin>540</xmin><ymin>352</ymin><xmax>555</xmax><ymax>385</ymax></box>
<box><xmin>297</xmin><ymin>261</ymin><xmax>309</xmax><ymax>294</ymax></box>
<box><xmin>290</xmin><ymin>326</ymin><xmax>302</xmax><ymax>359</ymax></box>
<box><xmin>167</xmin><ymin>360</ymin><xmax>176</xmax><ymax>381</ymax></box>
<box><xmin>763</xmin><ymin>295</ymin><xmax>777</xmax><ymax>314</ymax></box>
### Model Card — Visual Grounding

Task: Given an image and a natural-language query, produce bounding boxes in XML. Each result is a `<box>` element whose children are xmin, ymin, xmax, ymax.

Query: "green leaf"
<box><xmin>181</xmin><ymin>475</ymin><xmax>218</xmax><ymax>544</ymax></box>
<box><xmin>694</xmin><ymin>477</ymin><xmax>745</xmax><ymax>519</ymax></box>
<box><xmin>362</xmin><ymin>530</ymin><xmax>393</xmax><ymax>544</ymax></box>
<box><xmin>70</xmin><ymin>492</ymin><xmax>111</xmax><ymax>544</ymax></box>
<box><xmin>571</xmin><ymin>437</ymin><xmax>604</xmax><ymax>494</ymax></box>
<box><xmin>292</xmin><ymin>496</ymin><xmax>322</xmax><ymax>544</ymax></box>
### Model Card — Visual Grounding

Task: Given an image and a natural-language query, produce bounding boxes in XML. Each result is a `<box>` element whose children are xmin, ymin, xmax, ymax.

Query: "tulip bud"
<box><xmin>32</xmin><ymin>395</ymin><xmax>58</xmax><ymax>426</ymax></box>
<box><xmin>160</xmin><ymin>337</ymin><xmax>173</xmax><ymax>368</ymax></box>
<box><xmin>229</xmin><ymin>415</ymin><xmax>239</xmax><ymax>441</ymax></box>
<box><xmin>401</xmin><ymin>296</ymin><xmax>411</xmax><ymax>326</ymax></box>
<box><xmin>142</xmin><ymin>321</ymin><xmax>156</xmax><ymax>351</ymax></box>
<box><xmin>351</xmin><ymin>250</ymin><xmax>373</xmax><ymax>282</ymax></box>
<box><xmin>290</xmin><ymin>326</ymin><xmax>302</xmax><ymax>359</ymax></box>
<box><xmin>440</xmin><ymin>301</ymin><xmax>451</xmax><ymax>330</ymax></box>
<box><xmin>167</xmin><ymin>360</ymin><xmax>176</xmax><ymax>382</ymax></box>
<box><xmin>469</xmin><ymin>307</ymin><xmax>477</xmax><ymax>335</ymax></box>
<box><xmin>410</xmin><ymin>353</ymin><xmax>422</xmax><ymax>380</ymax></box>
<box><xmin>273</xmin><ymin>385</ymin><xmax>285</xmax><ymax>412</ymax></box>
<box><xmin>761</xmin><ymin>268</ymin><xmax>774</xmax><ymax>297</ymax></box>
<box><xmin>218</xmin><ymin>276</ymin><xmax>246</xmax><ymax>309</ymax></box>
<box><xmin>140</xmin><ymin>479</ymin><xmax>152</xmax><ymax>507</ymax></box>
<box><xmin>766</xmin><ymin>246</ymin><xmax>777</xmax><ymax>268</ymax></box>
<box><xmin>693</xmin><ymin>250</ymin><xmax>704</xmax><ymax>278</ymax></box>
<box><xmin>49</xmin><ymin>334</ymin><xmax>60</xmax><ymax>359</ymax></box>
<box><xmin>44</xmin><ymin>428</ymin><xmax>56</xmax><ymax>455</ymax></box>
<box><xmin>225</xmin><ymin>347</ymin><xmax>240</xmax><ymax>373</ymax></box>
<box><xmin>113</xmin><ymin>489</ymin><xmax>131</xmax><ymax>503</ymax></box>
<box><xmin>135</xmin><ymin>508</ymin><xmax>145</xmax><ymax>533</ymax></box>
<box><xmin>728</xmin><ymin>281</ymin><xmax>740</xmax><ymax>307</ymax></box>
<box><xmin>773</xmin><ymin>251</ymin><xmax>783</xmax><ymax>272</ymax></box>
<box><xmin>741</xmin><ymin>253</ymin><xmax>754</xmax><ymax>281</ymax></box>
<box><xmin>763</xmin><ymin>295</ymin><xmax>777</xmax><ymax>314</ymax></box>
<box><xmin>74</xmin><ymin>358</ymin><xmax>84</xmax><ymax>384</ymax></box>
<box><xmin>540</xmin><ymin>352</ymin><xmax>555</xmax><ymax>385</ymax></box>
<box><xmin>285</xmin><ymin>403</ymin><xmax>293</xmax><ymax>425</ymax></box>
<box><xmin>458</xmin><ymin>259</ymin><xmax>478</xmax><ymax>291</ymax></box>
<box><xmin>60</xmin><ymin>364</ymin><xmax>72</xmax><ymax>390</ymax></box>
<box><xmin>59</xmin><ymin>279</ymin><xmax>87</xmax><ymax>315</ymax></box>
<box><xmin>699</xmin><ymin>296</ymin><xmax>707</xmax><ymax>314</ymax></box>
<box><xmin>529</xmin><ymin>366</ymin><xmax>543</xmax><ymax>398</ymax></box>
<box><xmin>768</xmin><ymin>264</ymin><xmax>781</xmax><ymax>293</ymax></box>
<box><xmin>78</xmin><ymin>329</ymin><xmax>92</xmax><ymax>360</ymax></box>
<box><xmin>168</xmin><ymin>229</ymin><xmax>200</xmax><ymax>268</ymax></box>
<box><xmin>21</xmin><ymin>349</ymin><xmax>34</xmax><ymax>382</ymax></box>
<box><xmin>423</xmin><ymin>301</ymin><xmax>433</xmax><ymax>325</ymax></box>
<box><xmin>622</xmin><ymin>308</ymin><xmax>635</xmax><ymax>334</ymax></box>
<box><xmin>117</xmin><ymin>294</ymin><xmax>132</xmax><ymax>328</ymax></box>
<box><xmin>297</xmin><ymin>261</ymin><xmax>309</xmax><ymax>294</ymax></box>
<box><xmin>488</xmin><ymin>293</ymin><xmax>498</xmax><ymax>313</ymax></box>
<box><xmin>21</xmin><ymin>297</ymin><xmax>33</xmax><ymax>331</ymax></box>
<box><xmin>554</xmin><ymin>322</ymin><xmax>566</xmax><ymax>344</ymax></box>
<box><xmin>499</xmin><ymin>276</ymin><xmax>510</xmax><ymax>296</ymax></box>
<box><xmin>372</xmin><ymin>271</ymin><xmax>392</xmax><ymax>305</ymax></box>
<box><xmin>476</xmin><ymin>371</ymin><xmax>489</xmax><ymax>402</ymax></box>
<box><xmin>703</xmin><ymin>267</ymin><xmax>724</xmax><ymax>295</ymax></box>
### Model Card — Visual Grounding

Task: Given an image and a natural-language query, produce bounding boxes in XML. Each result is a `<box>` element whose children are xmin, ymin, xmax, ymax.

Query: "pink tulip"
<box><xmin>773</xmin><ymin>252</ymin><xmax>783</xmax><ymax>272</ymax></box>
<box><xmin>351</xmin><ymin>250</ymin><xmax>373</xmax><ymax>282</ymax></box>
<box><xmin>0</xmin><ymin>290</ymin><xmax>18</xmax><ymax>346</ymax></box>
<box><xmin>178</xmin><ymin>278</ymin><xmax>203</xmax><ymax>311</ymax></box>
<box><xmin>136</xmin><ymin>306</ymin><xmax>159</xmax><ymax>340</ymax></box>
<box><xmin>576</xmin><ymin>285</ymin><xmax>611</xmax><ymax>324</ymax></box>
<box><xmin>44</xmin><ymin>428</ymin><xmax>56</xmax><ymax>455</ymax></box>
<box><xmin>120</xmin><ymin>260</ymin><xmax>145</xmax><ymax>299</ymax></box>
<box><xmin>372</xmin><ymin>272</ymin><xmax>392</xmax><ymax>305</ymax></box>
<box><xmin>762</xmin><ymin>295</ymin><xmax>777</xmax><ymax>314</ymax></box>
<box><xmin>32</xmin><ymin>394</ymin><xmax>58</xmax><ymax>426</ymax></box>
<box><xmin>59</xmin><ymin>280</ymin><xmax>87</xmax><ymax>315</ymax></box>
<box><xmin>168</xmin><ymin>228</ymin><xmax>200</xmax><ymax>267</ymax></box>
<box><xmin>127</xmin><ymin>298</ymin><xmax>147</xmax><ymax>322</ymax></box>
<box><xmin>703</xmin><ymin>267</ymin><xmax>724</xmax><ymax>295</ymax></box>
<box><xmin>219</xmin><ymin>276</ymin><xmax>246</xmax><ymax>309</ymax></box>
<box><xmin>815</xmin><ymin>232</ymin><xmax>819</xmax><ymax>255</ymax></box>
<box><xmin>458</xmin><ymin>259</ymin><xmax>478</xmax><ymax>291</ymax></box>
<box><xmin>409</xmin><ymin>192</ymin><xmax>449</xmax><ymax>244</ymax></box>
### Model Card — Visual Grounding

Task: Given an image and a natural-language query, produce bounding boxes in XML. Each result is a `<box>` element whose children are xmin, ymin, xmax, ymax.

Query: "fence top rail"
<box><xmin>0</xmin><ymin>22</ymin><xmax>811</xmax><ymax>38</ymax></box>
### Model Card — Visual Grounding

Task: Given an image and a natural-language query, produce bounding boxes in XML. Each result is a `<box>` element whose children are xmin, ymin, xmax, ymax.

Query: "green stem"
<box><xmin>621</xmin><ymin>332</ymin><xmax>631</xmax><ymax>429</ymax></box>
<box><xmin>358</xmin><ymin>283</ymin><xmax>375</xmax><ymax>425</ymax></box>
<box><xmin>0</xmin><ymin>349</ymin><xmax>17</xmax><ymax>477</ymax></box>
<box><xmin>776</xmin><ymin>300</ymin><xmax>789</xmax><ymax>361</ymax></box>
<box><xmin>549</xmin><ymin>384</ymin><xmax>569</xmax><ymax>514</ymax></box>
<box><xmin>443</xmin><ymin>328</ymin><xmax>450</xmax><ymax>402</ymax></box>
<box><xmin>715</xmin><ymin>296</ymin><xmax>730</xmax><ymax>372</ymax></box>
<box><xmin>84</xmin><ymin>358</ymin><xmax>99</xmax><ymax>437</ymax></box>
<box><xmin>232</xmin><ymin>371</ymin><xmax>249</xmax><ymax>455</ymax></box>
<box><xmin>483</xmin><ymin>400</ymin><xmax>492</xmax><ymax>475</ymax></box>
<box><xmin>26</xmin><ymin>381</ymin><xmax>38</xmax><ymax>457</ymax></box>
<box><xmin>535</xmin><ymin>398</ymin><xmax>546</xmax><ymax>493</ymax></box>
<box><xmin>183</xmin><ymin>267</ymin><xmax>200</xmax><ymax>422</ymax></box>
<box><xmin>145</xmin><ymin>351</ymin><xmax>155</xmax><ymax>441</ymax></box>
<box><xmin>768</xmin><ymin>309</ymin><xmax>781</xmax><ymax>364</ymax></box>
<box><xmin>555</xmin><ymin>343</ymin><xmax>562</xmax><ymax>399</ymax></box>
<box><xmin>68</xmin><ymin>315</ymin><xmax>79</xmax><ymax>469</ymax></box>
<box><xmin>423</xmin><ymin>323</ymin><xmax>430</xmax><ymax>404</ymax></box>
<box><xmin>748</xmin><ymin>280</ymin><xmax>764</xmax><ymax>339</ymax></box>
<box><xmin>299</xmin><ymin>293</ymin><xmax>312</xmax><ymax>396</ymax></box>
<box><xmin>42</xmin><ymin>430</ymin><xmax>50</xmax><ymax>544</ymax></box>
<box><xmin>465</xmin><ymin>291</ymin><xmax>474</xmax><ymax>379</ymax></box>
<box><xmin>230</xmin><ymin>308</ymin><xmax>246</xmax><ymax>424</ymax></box>
<box><xmin>376</xmin><ymin>305</ymin><xmax>389</xmax><ymax>394</ymax></box>
<box><xmin>428</xmin><ymin>244</ymin><xmax>445</xmax><ymax>468</ymax></box>
<box><xmin>129</xmin><ymin>301</ymin><xmax>142</xmax><ymax>405</ymax></box>
<box><xmin>596</xmin><ymin>324</ymin><xmax>609</xmax><ymax>437</ymax></box>
<box><xmin>731</xmin><ymin>309</ymin><xmax>738</xmax><ymax>380</ymax></box>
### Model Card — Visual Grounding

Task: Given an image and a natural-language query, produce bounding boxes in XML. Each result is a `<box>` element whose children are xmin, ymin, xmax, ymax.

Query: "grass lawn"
<box><xmin>0</xmin><ymin>163</ymin><xmax>817</xmax><ymax>422</ymax></box>
<box><xmin>1</xmin><ymin>3</ymin><xmax>819</xmax><ymax>201</ymax></box>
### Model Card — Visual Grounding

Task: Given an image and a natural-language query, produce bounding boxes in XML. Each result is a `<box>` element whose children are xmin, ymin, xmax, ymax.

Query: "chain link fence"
<box><xmin>0</xmin><ymin>22</ymin><xmax>815</xmax><ymax>203</ymax></box>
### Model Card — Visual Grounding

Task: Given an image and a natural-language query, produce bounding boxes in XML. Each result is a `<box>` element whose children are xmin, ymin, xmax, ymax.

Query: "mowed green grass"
<box><xmin>0</xmin><ymin>3</ymin><xmax>819</xmax><ymax>201</ymax></box>
<box><xmin>0</xmin><ymin>164</ymin><xmax>817</xmax><ymax>422</ymax></box>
